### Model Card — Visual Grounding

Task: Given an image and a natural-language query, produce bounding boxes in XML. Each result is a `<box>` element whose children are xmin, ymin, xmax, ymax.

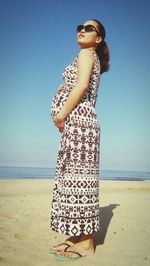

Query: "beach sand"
<box><xmin>0</xmin><ymin>179</ymin><xmax>150</xmax><ymax>266</ymax></box>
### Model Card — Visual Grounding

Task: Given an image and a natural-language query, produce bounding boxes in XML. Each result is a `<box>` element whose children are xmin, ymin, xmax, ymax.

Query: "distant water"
<box><xmin>0</xmin><ymin>166</ymin><xmax>150</xmax><ymax>181</ymax></box>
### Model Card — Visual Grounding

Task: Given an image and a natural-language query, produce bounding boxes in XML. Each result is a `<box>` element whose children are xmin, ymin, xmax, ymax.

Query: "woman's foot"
<box><xmin>52</xmin><ymin>235</ymin><xmax>81</xmax><ymax>252</ymax></box>
<box><xmin>52</xmin><ymin>242</ymin><xmax>72</xmax><ymax>252</ymax></box>
<box><xmin>57</xmin><ymin>234</ymin><xmax>95</xmax><ymax>258</ymax></box>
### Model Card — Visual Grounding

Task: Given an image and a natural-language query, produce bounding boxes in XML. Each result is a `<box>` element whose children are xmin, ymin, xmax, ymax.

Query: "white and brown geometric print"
<box><xmin>50</xmin><ymin>51</ymin><xmax>101</xmax><ymax>236</ymax></box>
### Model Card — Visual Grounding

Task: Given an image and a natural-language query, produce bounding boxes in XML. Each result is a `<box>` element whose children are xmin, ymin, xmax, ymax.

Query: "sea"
<box><xmin>0</xmin><ymin>166</ymin><xmax>150</xmax><ymax>181</ymax></box>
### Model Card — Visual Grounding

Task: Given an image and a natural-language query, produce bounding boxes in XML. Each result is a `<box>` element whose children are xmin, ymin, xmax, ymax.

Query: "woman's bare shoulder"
<box><xmin>77</xmin><ymin>49</ymin><xmax>95</xmax><ymax>63</ymax></box>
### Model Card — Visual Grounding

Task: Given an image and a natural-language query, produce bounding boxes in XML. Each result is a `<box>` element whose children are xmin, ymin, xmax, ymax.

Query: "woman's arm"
<box><xmin>54</xmin><ymin>49</ymin><xmax>95</xmax><ymax>131</ymax></box>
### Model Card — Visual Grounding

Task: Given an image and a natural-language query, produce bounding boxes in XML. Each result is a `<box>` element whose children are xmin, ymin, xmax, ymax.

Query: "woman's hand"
<box><xmin>53</xmin><ymin>115</ymin><xmax>65</xmax><ymax>133</ymax></box>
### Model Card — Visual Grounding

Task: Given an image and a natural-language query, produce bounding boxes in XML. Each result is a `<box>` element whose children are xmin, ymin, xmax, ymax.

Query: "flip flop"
<box><xmin>55</xmin><ymin>246</ymin><xmax>87</xmax><ymax>261</ymax></box>
<box><xmin>49</xmin><ymin>243</ymin><xmax>71</xmax><ymax>254</ymax></box>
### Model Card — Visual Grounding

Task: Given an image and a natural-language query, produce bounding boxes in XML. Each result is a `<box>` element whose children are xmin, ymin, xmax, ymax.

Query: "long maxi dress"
<box><xmin>50</xmin><ymin>51</ymin><xmax>101</xmax><ymax>236</ymax></box>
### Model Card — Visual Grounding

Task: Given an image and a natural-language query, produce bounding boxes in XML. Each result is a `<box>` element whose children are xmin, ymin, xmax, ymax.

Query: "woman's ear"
<box><xmin>96</xmin><ymin>36</ymin><xmax>102</xmax><ymax>44</ymax></box>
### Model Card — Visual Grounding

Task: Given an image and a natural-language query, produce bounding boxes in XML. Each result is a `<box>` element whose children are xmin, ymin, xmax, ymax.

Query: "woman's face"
<box><xmin>77</xmin><ymin>20</ymin><xmax>102</xmax><ymax>48</ymax></box>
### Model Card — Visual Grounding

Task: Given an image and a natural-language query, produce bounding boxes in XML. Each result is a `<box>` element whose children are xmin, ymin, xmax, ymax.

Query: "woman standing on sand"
<box><xmin>50</xmin><ymin>19</ymin><xmax>110</xmax><ymax>261</ymax></box>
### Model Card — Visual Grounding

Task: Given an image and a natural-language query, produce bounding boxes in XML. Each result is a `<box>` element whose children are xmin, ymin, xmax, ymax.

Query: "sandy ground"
<box><xmin>0</xmin><ymin>179</ymin><xmax>150</xmax><ymax>266</ymax></box>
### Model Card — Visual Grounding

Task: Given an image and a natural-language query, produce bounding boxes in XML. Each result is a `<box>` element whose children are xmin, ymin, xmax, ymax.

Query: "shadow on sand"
<box><xmin>93</xmin><ymin>204</ymin><xmax>120</xmax><ymax>248</ymax></box>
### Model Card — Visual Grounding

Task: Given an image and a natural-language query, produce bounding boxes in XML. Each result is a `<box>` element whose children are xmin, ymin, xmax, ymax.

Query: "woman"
<box><xmin>50</xmin><ymin>19</ymin><xmax>110</xmax><ymax>260</ymax></box>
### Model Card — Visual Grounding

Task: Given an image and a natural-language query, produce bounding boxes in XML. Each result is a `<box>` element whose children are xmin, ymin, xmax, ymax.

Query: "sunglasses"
<box><xmin>77</xmin><ymin>24</ymin><xmax>100</xmax><ymax>35</ymax></box>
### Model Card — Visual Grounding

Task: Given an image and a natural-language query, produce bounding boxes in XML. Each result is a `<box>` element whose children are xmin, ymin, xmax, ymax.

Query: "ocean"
<box><xmin>0</xmin><ymin>166</ymin><xmax>150</xmax><ymax>181</ymax></box>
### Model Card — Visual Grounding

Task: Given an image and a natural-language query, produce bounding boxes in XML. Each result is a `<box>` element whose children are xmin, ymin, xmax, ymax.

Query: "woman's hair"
<box><xmin>91</xmin><ymin>19</ymin><xmax>110</xmax><ymax>74</ymax></box>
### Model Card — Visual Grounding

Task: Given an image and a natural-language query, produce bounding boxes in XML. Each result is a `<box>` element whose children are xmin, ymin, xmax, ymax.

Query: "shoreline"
<box><xmin>0</xmin><ymin>177</ymin><xmax>149</xmax><ymax>181</ymax></box>
<box><xmin>0</xmin><ymin>166</ymin><xmax>149</xmax><ymax>181</ymax></box>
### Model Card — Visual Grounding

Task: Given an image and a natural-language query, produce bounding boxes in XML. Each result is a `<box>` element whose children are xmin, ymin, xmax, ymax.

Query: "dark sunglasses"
<box><xmin>77</xmin><ymin>24</ymin><xmax>100</xmax><ymax>35</ymax></box>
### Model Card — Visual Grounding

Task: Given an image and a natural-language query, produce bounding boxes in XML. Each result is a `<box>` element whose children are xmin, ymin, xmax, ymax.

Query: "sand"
<box><xmin>0</xmin><ymin>179</ymin><xmax>150</xmax><ymax>266</ymax></box>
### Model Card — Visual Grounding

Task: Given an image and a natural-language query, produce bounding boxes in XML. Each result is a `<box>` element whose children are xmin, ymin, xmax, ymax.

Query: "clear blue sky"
<box><xmin>0</xmin><ymin>0</ymin><xmax>150</xmax><ymax>171</ymax></box>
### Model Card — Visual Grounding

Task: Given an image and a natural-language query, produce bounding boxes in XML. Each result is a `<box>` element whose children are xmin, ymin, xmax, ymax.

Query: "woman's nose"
<box><xmin>80</xmin><ymin>29</ymin><xmax>85</xmax><ymax>34</ymax></box>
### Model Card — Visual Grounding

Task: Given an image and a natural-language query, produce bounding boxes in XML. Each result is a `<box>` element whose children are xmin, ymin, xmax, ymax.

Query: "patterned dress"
<box><xmin>50</xmin><ymin>50</ymin><xmax>101</xmax><ymax>236</ymax></box>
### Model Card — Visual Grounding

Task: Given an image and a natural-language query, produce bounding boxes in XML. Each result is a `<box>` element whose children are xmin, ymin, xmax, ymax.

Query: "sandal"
<box><xmin>49</xmin><ymin>242</ymin><xmax>71</xmax><ymax>254</ymax></box>
<box><xmin>55</xmin><ymin>246</ymin><xmax>87</xmax><ymax>261</ymax></box>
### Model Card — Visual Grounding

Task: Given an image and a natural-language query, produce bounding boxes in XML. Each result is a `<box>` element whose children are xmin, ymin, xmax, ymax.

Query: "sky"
<box><xmin>0</xmin><ymin>0</ymin><xmax>150</xmax><ymax>171</ymax></box>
